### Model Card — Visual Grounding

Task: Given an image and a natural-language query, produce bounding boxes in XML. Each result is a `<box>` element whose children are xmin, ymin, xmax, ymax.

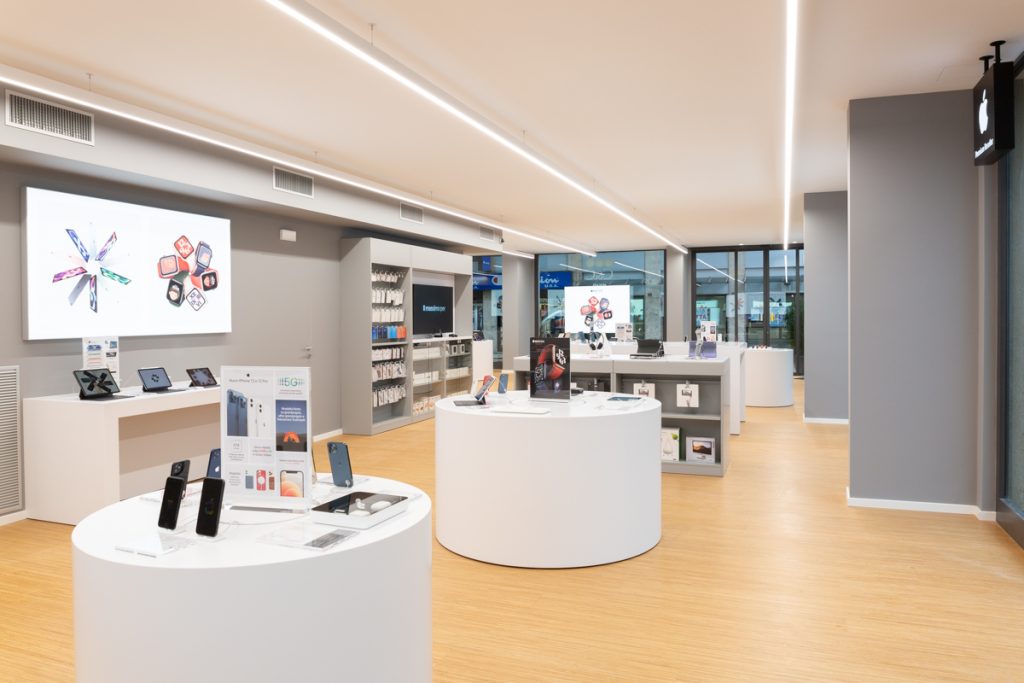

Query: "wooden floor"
<box><xmin>2</xmin><ymin>380</ymin><xmax>1023</xmax><ymax>681</ymax></box>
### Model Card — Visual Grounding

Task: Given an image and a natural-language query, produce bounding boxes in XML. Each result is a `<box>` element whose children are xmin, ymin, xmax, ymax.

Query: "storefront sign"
<box><xmin>974</xmin><ymin>60</ymin><xmax>1015</xmax><ymax>166</ymax></box>
<box><xmin>538</xmin><ymin>271</ymin><xmax>571</xmax><ymax>289</ymax></box>
<box><xmin>473</xmin><ymin>274</ymin><xmax>502</xmax><ymax>290</ymax></box>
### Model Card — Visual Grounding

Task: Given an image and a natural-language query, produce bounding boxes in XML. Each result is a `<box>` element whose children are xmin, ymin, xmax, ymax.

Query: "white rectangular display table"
<box><xmin>25</xmin><ymin>385</ymin><xmax>220</xmax><ymax>524</ymax></box>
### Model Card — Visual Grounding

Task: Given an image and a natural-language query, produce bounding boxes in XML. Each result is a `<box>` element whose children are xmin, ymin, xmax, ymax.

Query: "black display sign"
<box><xmin>973</xmin><ymin>61</ymin><xmax>1015</xmax><ymax>166</ymax></box>
<box><xmin>529</xmin><ymin>336</ymin><xmax>570</xmax><ymax>401</ymax></box>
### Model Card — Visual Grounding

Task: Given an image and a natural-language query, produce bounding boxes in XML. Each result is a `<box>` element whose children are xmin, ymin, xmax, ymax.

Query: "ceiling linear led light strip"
<box><xmin>263</xmin><ymin>0</ymin><xmax>687</xmax><ymax>256</ymax></box>
<box><xmin>782</xmin><ymin>0</ymin><xmax>799</xmax><ymax>250</ymax></box>
<box><xmin>696</xmin><ymin>258</ymin><xmax>744</xmax><ymax>284</ymax></box>
<box><xmin>0</xmin><ymin>75</ymin><xmax>582</xmax><ymax>259</ymax></box>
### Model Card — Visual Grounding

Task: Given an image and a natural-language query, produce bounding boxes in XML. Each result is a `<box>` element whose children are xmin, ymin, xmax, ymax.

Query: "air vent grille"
<box><xmin>479</xmin><ymin>227</ymin><xmax>499</xmax><ymax>241</ymax></box>
<box><xmin>0</xmin><ymin>366</ymin><xmax>22</xmax><ymax>515</ymax></box>
<box><xmin>399</xmin><ymin>203</ymin><xmax>424</xmax><ymax>224</ymax></box>
<box><xmin>5</xmin><ymin>91</ymin><xmax>94</xmax><ymax>145</ymax></box>
<box><xmin>273</xmin><ymin>167</ymin><xmax>314</xmax><ymax>198</ymax></box>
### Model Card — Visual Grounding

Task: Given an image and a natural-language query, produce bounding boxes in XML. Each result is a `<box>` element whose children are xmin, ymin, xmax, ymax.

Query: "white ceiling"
<box><xmin>0</xmin><ymin>1</ymin><xmax>1022</xmax><ymax>253</ymax></box>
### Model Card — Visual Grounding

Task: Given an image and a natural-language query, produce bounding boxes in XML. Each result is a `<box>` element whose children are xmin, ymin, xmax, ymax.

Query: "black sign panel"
<box><xmin>974</xmin><ymin>61</ymin><xmax>1015</xmax><ymax>166</ymax></box>
<box><xmin>529</xmin><ymin>336</ymin><xmax>570</xmax><ymax>401</ymax></box>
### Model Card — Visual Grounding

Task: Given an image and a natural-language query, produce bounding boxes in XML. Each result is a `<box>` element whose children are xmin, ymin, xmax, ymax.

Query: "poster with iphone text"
<box><xmin>220</xmin><ymin>366</ymin><xmax>312</xmax><ymax>504</ymax></box>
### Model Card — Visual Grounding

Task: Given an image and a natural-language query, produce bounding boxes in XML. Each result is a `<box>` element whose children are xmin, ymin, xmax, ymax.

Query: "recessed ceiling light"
<box><xmin>264</xmin><ymin>0</ymin><xmax>688</xmax><ymax>255</ymax></box>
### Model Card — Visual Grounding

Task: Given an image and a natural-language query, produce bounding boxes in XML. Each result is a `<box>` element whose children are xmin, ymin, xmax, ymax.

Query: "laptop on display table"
<box><xmin>629</xmin><ymin>339</ymin><xmax>665</xmax><ymax>359</ymax></box>
<box><xmin>138</xmin><ymin>367</ymin><xmax>187</xmax><ymax>393</ymax></box>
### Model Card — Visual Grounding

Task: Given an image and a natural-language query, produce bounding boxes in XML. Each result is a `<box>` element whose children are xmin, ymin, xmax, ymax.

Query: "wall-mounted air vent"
<box><xmin>5</xmin><ymin>91</ymin><xmax>94</xmax><ymax>145</ymax></box>
<box><xmin>399</xmin><ymin>202</ymin><xmax>424</xmax><ymax>224</ymax></box>
<box><xmin>273</xmin><ymin>167</ymin><xmax>314</xmax><ymax>198</ymax></box>
<box><xmin>0</xmin><ymin>366</ymin><xmax>22</xmax><ymax>516</ymax></box>
<box><xmin>479</xmin><ymin>226</ymin><xmax>500</xmax><ymax>242</ymax></box>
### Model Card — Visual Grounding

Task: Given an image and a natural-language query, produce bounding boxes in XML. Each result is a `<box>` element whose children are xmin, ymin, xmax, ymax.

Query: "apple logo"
<box><xmin>979</xmin><ymin>89</ymin><xmax>989</xmax><ymax>134</ymax></box>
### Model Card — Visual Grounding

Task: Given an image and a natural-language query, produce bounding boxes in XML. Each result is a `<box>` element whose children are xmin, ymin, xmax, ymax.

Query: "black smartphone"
<box><xmin>328</xmin><ymin>442</ymin><xmax>353</xmax><ymax>488</ymax></box>
<box><xmin>206</xmin><ymin>448</ymin><xmax>221</xmax><ymax>478</ymax></box>
<box><xmin>195</xmin><ymin>477</ymin><xmax>225</xmax><ymax>537</ymax></box>
<box><xmin>157</xmin><ymin>476</ymin><xmax>187</xmax><ymax>530</ymax></box>
<box><xmin>169</xmin><ymin>459</ymin><xmax>190</xmax><ymax>490</ymax></box>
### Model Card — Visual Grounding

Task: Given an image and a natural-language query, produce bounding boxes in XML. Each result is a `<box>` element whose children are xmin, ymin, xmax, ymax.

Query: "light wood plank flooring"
<box><xmin>1</xmin><ymin>380</ymin><xmax>1022</xmax><ymax>681</ymax></box>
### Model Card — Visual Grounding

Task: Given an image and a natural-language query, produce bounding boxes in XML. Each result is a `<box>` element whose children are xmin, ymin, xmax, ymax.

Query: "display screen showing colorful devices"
<box><xmin>186</xmin><ymin>367</ymin><xmax>218</xmax><ymax>387</ymax></box>
<box><xmin>24</xmin><ymin>187</ymin><xmax>232</xmax><ymax>339</ymax></box>
<box><xmin>73</xmin><ymin>368</ymin><xmax>129</xmax><ymax>400</ymax></box>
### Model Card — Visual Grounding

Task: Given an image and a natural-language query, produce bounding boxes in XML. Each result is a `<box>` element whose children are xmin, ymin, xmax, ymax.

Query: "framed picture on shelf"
<box><xmin>685</xmin><ymin>437</ymin><xmax>716</xmax><ymax>464</ymax></box>
<box><xmin>633</xmin><ymin>381</ymin><xmax>655</xmax><ymax>398</ymax></box>
<box><xmin>660</xmin><ymin>428</ymin><xmax>681</xmax><ymax>462</ymax></box>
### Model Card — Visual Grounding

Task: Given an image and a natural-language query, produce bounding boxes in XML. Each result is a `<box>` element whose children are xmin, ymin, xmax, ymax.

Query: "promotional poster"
<box><xmin>24</xmin><ymin>187</ymin><xmax>232</xmax><ymax>339</ymax></box>
<box><xmin>81</xmin><ymin>336</ymin><xmax>119</xmax><ymax>384</ymax></box>
<box><xmin>529</xmin><ymin>336</ymin><xmax>570</xmax><ymax>401</ymax></box>
<box><xmin>563</xmin><ymin>285</ymin><xmax>630</xmax><ymax>333</ymax></box>
<box><xmin>220</xmin><ymin>366</ymin><xmax>312</xmax><ymax>503</ymax></box>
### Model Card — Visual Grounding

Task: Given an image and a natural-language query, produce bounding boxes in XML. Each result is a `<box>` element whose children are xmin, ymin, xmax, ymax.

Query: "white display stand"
<box><xmin>72</xmin><ymin>476</ymin><xmax>431</xmax><ymax>683</ymax></box>
<box><xmin>744</xmin><ymin>348</ymin><xmax>794</xmax><ymax>407</ymax></box>
<box><xmin>716</xmin><ymin>342</ymin><xmax>747</xmax><ymax>428</ymax></box>
<box><xmin>434</xmin><ymin>391</ymin><xmax>661</xmax><ymax>568</ymax></box>
<box><xmin>25</xmin><ymin>384</ymin><xmax>220</xmax><ymax>524</ymax></box>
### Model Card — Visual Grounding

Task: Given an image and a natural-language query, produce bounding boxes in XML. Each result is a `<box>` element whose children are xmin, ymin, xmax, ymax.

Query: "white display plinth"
<box><xmin>25</xmin><ymin>384</ymin><xmax>221</xmax><ymax>524</ymax></box>
<box><xmin>435</xmin><ymin>391</ymin><xmax>661</xmax><ymax>568</ymax></box>
<box><xmin>72</xmin><ymin>476</ymin><xmax>432</xmax><ymax>683</ymax></box>
<box><xmin>744</xmin><ymin>348</ymin><xmax>794</xmax><ymax>407</ymax></box>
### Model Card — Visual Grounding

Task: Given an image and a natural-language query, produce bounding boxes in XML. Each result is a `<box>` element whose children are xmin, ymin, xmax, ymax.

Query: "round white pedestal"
<box><xmin>72</xmin><ymin>477</ymin><xmax>432</xmax><ymax>683</ymax></box>
<box><xmin>435</xmin><ymin>391</ymin><xmax>662</xmax><ymax>568</ymax></box>
<box><xmin>744</xmin><ymin>348</ymin><xmax>794</xmax><ymax>407</ymax></box>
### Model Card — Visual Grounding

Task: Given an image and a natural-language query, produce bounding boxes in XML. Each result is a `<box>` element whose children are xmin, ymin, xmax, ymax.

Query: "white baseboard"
<box><xmin>313</xmin><ymin>428</ymin><xmax>344</xmax><ymax>441</ymax></box>
<box><xmin>0</xmin><ymin>510</ymin><xmax>29</xmax><ymax>527</ymax></box>
<box><xmin>846</xmin><ymin>488</ymin><xmax>995</xmax><ymax>521</ymax></box>
<box><xmin>803</xmin><ymin>414</ymin><xmax>849</xmax><ymax>425</ymax></box>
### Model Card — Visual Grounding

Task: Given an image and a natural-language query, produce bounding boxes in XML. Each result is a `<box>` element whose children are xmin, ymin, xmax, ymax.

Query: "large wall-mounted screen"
<box><xmin>412</xmin><ymin>284</ymin><xmax>453</xmax><ymax>336</ymax></box>
<box><xmin>23</xmin><ymin>187</ymin><xmax>232</xmax><ymax>339</ymax></box>
<box><xmin>562</xmin><ymin>284</ymin><xmax>630</xmax><ymax>334</ymax></box>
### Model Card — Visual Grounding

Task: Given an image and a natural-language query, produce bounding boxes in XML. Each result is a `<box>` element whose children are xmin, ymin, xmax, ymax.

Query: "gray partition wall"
<box><xmin>803</xmin><ymin>191</ymin><xmax>848</xmax><ymax>421</ymax></box>
<box><xmin>848</xmin><ymin>91</ymin><xmax>979</xmax><ymax>506</ymax></box>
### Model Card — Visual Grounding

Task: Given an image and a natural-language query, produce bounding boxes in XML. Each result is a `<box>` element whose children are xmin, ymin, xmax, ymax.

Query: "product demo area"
<box><xmin>1</xmin><ymin>1</ymin><xmax>1023</xmax><ymax>681</ymax></box>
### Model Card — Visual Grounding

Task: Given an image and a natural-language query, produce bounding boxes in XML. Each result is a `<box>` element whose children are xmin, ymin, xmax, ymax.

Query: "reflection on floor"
<box><xmin>2</xmin><ymin>380</ymin><xmax>1023</xmax><ymax>681</ymax></box>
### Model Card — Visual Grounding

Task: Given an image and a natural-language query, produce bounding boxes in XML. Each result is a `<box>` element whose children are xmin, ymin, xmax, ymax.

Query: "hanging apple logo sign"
<box><xmin>979</xmin><ymin>89</ymin><xmax>989</xmax><ymax>134</ymax></box>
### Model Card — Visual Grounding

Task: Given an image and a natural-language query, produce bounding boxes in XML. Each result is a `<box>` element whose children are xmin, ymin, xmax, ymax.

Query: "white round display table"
<box><xmin>435</xmin><ymin>391</ymin><xmax>662</xmax><ymax>568</ymax></box>
<box><xmin>744</xmin><ymin>348</ymin><xmax>794</xmax><ymax>407</ymax></box>
<box><xmin>72</xmin><ymin>476</ymin><xmax>431</xmax><ymax>683</ymax></box>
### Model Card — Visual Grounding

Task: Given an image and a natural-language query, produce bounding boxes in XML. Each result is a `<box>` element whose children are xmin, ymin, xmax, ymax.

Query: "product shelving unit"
<box><xmin>339</xmin><ymin>237</ymin><xmax>475</xmax><ymax>435</ymax></box>
<box><xmin>411</xmin><ymin>336</ymin><xmax>475</xmax><ymax>421</ymax></box>
<box><xmin>510</xmin><ymin>354</ymin><xmax>730</xmax><ymax>476</ymax></box>
<box><xmin>614</xmin><ymin>357</ymin><xmax>729</xmax><ymax>476</ymax></box>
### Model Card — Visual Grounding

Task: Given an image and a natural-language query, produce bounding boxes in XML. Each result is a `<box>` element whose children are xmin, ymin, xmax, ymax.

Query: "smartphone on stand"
<box><xmin>157</xmin><ymin>476</ymin><xmax>187</xmax><ymax>530</ymax></box>
<box><xmin>328</xmin><ymin>442</ymin><xmax>353</xmax><ymax>488</ymax></box>
<box><xmin>195</xmin><ymin>478</ymin><xmax>225</xmax><ymax>537</ymax></box>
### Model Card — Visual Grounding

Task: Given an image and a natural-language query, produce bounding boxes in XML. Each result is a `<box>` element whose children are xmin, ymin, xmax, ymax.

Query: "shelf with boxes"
<box><xmin>339</xmin><ymin>237</ymin><xmax>475</xmax><ymax>435</ymax></box>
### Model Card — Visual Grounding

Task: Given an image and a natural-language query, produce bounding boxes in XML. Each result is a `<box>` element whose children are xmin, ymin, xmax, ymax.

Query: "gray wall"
<box><xmin>848</xmin><ymin>91</ymin><xmax>979</xmax><ymax>505</ymax></box>
<box><xmin>803</xmin><ymin>191</ymin><xmax>848</xmax><ymax>420</ymax></box>
<box><xmin>501</xmin><ymin>255</ymin><xmax>535</xmax><ymax>362</ymax></box>
<box><xmin>666</xmin><ymin>249</ymin><xmax>689</xmax><ymax>341</ymax></box>
<box><xmin>0</xmin><ymin>163</ymin><xmax>345</xmax><ymax>435</ymax></box>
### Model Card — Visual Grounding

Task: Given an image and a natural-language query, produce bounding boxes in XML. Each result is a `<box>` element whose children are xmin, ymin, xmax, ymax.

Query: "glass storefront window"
<box><xmin>691</xmin><ymin>245</ymin><xmax>804</xmax><ymax>373</ymax></box>
<box><xmin>537</xmin><ymin>250</ymin><xmax>666</xmax><ymax>340</ymax></box>
<box><xmin>472</xmin><ymin>255</ymin><xmax>503</xmax><ymax>366</ymax></box>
